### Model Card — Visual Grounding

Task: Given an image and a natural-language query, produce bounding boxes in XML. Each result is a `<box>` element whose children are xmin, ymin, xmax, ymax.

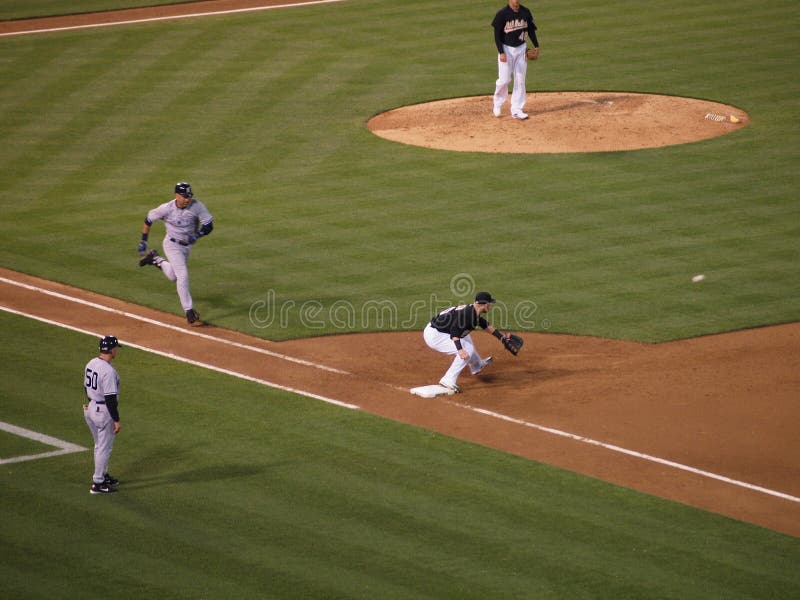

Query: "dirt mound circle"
<box><xmin>368</xmin><ymin>92</ymin><xmax>748</xmax><ymax>153</ymax></box>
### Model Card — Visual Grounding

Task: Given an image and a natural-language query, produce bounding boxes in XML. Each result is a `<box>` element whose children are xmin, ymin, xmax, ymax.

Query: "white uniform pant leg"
<box><xmin>507</xmin><ymin>44</ymin><xmax>529</xmax><ymax>114</ymax></box>
<box><xmin>493</xmin><ymin>54</ymin><xmax>512</xmax><ymax>112</ymax></box>
<box><xmin>162</xmin><ymin>238</ymin><xmax>193</xmax><ymax>312</ymax></box>
<box><xmin>423</xmin><ymin>325</ymin><xmax>484</xmax><ymax>387</ymax></box>
<box><xmin>85</xmin><ymin>404</ymin><xmax>115</xmax><ymax>484</ymax></box>
<box><xmin>494</xmin><ymin>44</ymin><xmax>529</xmax><ymax>114</ymax></box>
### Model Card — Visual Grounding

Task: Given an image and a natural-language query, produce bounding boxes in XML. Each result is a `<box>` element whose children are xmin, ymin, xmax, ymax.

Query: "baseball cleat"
<box><xmin>90</xmin><ymin>482</ymin><xmax>118</xmax><ymax>494</ymax></box>
<box><xmin>138</xmin><ymin>249</ymin><xmax>159</xmax><ymax>267</ymax></box>
<box><xmin>103</xmin><ymin>474</ymin><xmax>119</xmax><ymax>486</ymax></box>
<box><xmin>475</xmin><ymin>356</ymin><xmax>494</xmax><ymax>374</ymax></box>
<box><xmin>438</xmin><ymin>380</ymin><xmax>462</xmax><ymax>394</ymax></box>
<box><xmin>186</xmin><ymin>308</ymin><xmax>203</xmax><ymax>326</ymax></box>
<box><xmin>512</xmin><ymin>111</ymin><xmax>529</xmax><ymax>120</ymax></box>
<box><xmin>493</xmin><ymin>106</ymin><xmax>502</xmax><ymax>117</ymax></box>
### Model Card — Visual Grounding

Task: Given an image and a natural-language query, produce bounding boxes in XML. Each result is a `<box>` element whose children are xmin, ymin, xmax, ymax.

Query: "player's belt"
<box><xmin>93</xmin><ymin>400</ymin><xmax>106</xmax><ymax>405</ymax></box>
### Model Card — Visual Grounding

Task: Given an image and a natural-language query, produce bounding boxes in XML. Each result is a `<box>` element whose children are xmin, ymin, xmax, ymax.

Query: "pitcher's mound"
<box><xmin>368</xmin><ymin>92</ymin><xmax>748</xmax><ymax>154</ymax></box>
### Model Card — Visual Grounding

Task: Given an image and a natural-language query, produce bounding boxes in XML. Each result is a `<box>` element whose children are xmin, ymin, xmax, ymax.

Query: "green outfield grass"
<box><xmin>2</xmin><ymin>313</ymin><xmax>799</xmax><ymax>598</ymax></box>
<box><xmin>1</xmin><ymin>2</ymin><xmax>799</xmax><ymax>596</ymax></box>
<box><xmin>1</xmin><ymin>0</ymin><xmax>798</xmax><ymax>342</ymax></box>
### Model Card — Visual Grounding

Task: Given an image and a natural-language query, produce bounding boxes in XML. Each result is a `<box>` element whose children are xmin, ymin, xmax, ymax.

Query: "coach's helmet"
<box><xmin>175</xmin><ymin>182</ymin><xmax>193</xmax><ymax>198</ymax></box>
<box><xmin>99</xmin><ymin>335</ymin><xmax>121</xmax><ymax>353</ymax></box>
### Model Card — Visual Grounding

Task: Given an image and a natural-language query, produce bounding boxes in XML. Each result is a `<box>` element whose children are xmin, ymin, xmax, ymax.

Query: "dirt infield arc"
<box><xmin>0</xmin><ymin>0</ymin><xmax>345</xmax><ymax>36</ymax></box>
<box><xmin>1</xmin><ymin>267</ymin><xmax>799</xmax><ymax>538</ymax></box>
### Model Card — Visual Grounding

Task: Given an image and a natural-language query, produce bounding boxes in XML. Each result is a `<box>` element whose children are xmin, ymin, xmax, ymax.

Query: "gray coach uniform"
<box><xmin>84</xmin><ymin>336</ymin><xmax>121</xmax><ymax>494</ymax></box>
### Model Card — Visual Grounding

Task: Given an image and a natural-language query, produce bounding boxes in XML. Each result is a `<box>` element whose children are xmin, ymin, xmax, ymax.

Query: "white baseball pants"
<box><xmin>423</xmin><ymin>324</ymin><xmax>487</xmax><ymax>388</ymax></box>
<box><xmin>493</xmin><ymin>43</ymin><xmax>529</xmax><ymax>115</ymax></box>
<box><xmin>159</xmin><ymin>237</ymin><xmax>194</xmax><ymax>312</ymax></box>
<box><xmin>84</xmin><ymin>401</ymin><xmax>115</xmax><ymax>484</ymax></box>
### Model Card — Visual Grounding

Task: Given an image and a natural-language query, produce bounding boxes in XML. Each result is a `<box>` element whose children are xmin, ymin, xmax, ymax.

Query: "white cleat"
<box><xmin>512</xmin><ymin>111</ymin><xmax>529</xmax><ymax>120</ymax></box>
<box><xmin>492</xmin><ymin>106</ymin><xmax>502</xmax><ymax>117</ymax></box>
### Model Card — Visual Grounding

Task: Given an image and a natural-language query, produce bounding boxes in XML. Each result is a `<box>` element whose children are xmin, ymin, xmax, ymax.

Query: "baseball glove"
<box><xmin>526</xmin><ymin>47</ymin><xmax>539</xmax><ymax>61</ymax></box>
<box><xmin>502</xmin><ymin>334</ymin><xmax>524</xmax><ymax>356</ymax></box>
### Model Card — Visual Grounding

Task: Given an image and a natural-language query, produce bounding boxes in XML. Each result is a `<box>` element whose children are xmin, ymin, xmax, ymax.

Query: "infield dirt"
<box><xmin>2</xmin><ymin>267</ymin><xmax>798</xmax><ymax>538</ymax></box>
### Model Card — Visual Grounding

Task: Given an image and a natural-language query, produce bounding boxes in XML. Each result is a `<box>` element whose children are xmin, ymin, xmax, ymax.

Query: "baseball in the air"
<box><xmin>692</xmin><ymin>274</ymin><xmax>705</xmax><ymax>283</ymax></box>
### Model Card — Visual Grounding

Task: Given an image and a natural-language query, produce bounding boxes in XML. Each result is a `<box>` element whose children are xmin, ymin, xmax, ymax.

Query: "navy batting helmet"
<box><xmin>175</xmin><ymin>182</ymin><xmax>193</xmax><ymax>198</ymax></box>
<box><xmin>99</xmin><ymin>336</ymin><xmax>120</xmax><ymax>353</ymax></box>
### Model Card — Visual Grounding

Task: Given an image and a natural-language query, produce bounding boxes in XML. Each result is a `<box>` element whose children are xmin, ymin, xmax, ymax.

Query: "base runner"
<box><xmin>137</xmin><ymin>182</ymin><xmax>214</xmax><ymax>326</ymax></box>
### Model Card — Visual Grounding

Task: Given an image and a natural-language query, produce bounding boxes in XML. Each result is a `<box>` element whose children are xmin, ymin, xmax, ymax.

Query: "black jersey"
<box><xmin>492</xmin><ymin>4</ymin><xmax>538</xmax><ymax>52</ymax></box>
<box><xmin>430</xmin><ymin>305</ymin><xmax>490</xmax><ymax>338</ymax></box>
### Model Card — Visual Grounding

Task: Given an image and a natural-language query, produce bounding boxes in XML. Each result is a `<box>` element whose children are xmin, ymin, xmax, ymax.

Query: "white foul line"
<box><xmin>0</xmin><ymin>421</ymin><xmax>86</xmax><ymax>465</ymax></box>
<box><xmin>452</xmin><ymin>401</ymin><xmax>800</xmax><ymax>505</ymax></box>
<box><xmin>121</xmin><ymin>336</ymin><xmax>359</xmax><ymax>409</ymax></box>
<box><xmin>0</xmin><ymin>277</ymin><xmax>348</xmax><ymax>375</ymax></box>
<box><xmin>0</xmin><ymin>305</ymin><xmax>358</xmax><ymax>412</ymax></box>
<box><xmin>0</xmin><ymin>0</ymin><xmax>348</xmax><ymax>37</ymax></box>
<box><xmin>1</xmin><ymin>280</ymin><xmax>798</xmax><ymax>505</ymax></box>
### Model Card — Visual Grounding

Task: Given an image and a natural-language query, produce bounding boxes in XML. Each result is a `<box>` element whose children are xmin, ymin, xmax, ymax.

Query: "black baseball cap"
<box><xmin>475</xmin><ymin>291</ymin><xmax>497</xmax><ymax>304</ymax></box>
<box><xmin>99</xmin><ymin>336</ymin><xmax>121</xmax><ymax>353</ymax></box>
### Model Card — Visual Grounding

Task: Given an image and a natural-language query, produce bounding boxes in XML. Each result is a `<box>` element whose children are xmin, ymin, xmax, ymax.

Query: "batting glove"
<box><xmin>137</xmin><ymin>240</ymin><xmax>147</xmax><ymax>254</ymax></box>
<box><xmin>179</xmin><ymin>233</ymin><xmax>200</xmax><ymax>246</ymax></box>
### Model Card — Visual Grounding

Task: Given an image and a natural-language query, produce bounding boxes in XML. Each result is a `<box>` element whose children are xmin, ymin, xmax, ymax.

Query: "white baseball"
<box><xmin>692</xmin><ymin>274</ymin><xmax>705</xmax><ymax>283</ymax></box>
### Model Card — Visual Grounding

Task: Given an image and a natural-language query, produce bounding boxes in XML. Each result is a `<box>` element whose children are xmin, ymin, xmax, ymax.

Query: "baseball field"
<box><xmin>1</xmin><ymin>1</ymin><xmax>799</xmax><ymax>598</ymax></box>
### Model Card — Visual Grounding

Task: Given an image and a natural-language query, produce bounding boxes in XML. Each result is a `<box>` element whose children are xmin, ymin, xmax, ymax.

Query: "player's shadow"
<box><xmin>118</xmin><ymin>443</ymin><xmax>295</xmax><ymax>490</ymax></box>
<box><xmin>477</xmin><ymin>364</ymin><xmax>591</xmax><ymax>386</ymax></box>
<box><xmin>522</xmin><ymin>367</ymin><xmax>588</xmax><ymax>382</ymax></box>
<box><xmin>121</xmin><ymin>462</ymin><xmax>295</xmax><ymax>490</ymax></box>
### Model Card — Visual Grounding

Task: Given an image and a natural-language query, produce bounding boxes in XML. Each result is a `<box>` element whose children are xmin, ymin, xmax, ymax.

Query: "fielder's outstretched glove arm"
<box><xmin>503</xmin><ymin>334</ymin><xmax>524</xmax><ymax>355</ymax></box>
<box><xmin>492</xmin><ymin>329</ymin><xmax>524</xmax><ymax>356</ymax></box>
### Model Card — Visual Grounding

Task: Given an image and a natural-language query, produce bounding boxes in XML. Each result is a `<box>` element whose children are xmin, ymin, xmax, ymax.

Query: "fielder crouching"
<box><xmin>423</xmin><ymin>291</ymin><xmax>511</xmax><ymax>393</ymax></box>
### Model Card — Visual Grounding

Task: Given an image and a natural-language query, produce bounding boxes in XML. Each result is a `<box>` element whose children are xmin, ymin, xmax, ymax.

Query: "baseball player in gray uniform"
<box><xmin>423</xmin><ymin>291</ymin><xmax>512</xmax><ymax>393</ymax></box>
<box><xmin>84</xmin><ymin>336</ymin><xmax>122</xmax><ymax>494</ymax></box>
<box><xmin>137</xmin><ymin>182</ymin><xmax>214</xmax><ymax>326</ymax></box>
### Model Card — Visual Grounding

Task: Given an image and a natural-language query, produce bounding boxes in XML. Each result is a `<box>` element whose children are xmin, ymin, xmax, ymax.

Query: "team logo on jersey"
<box><xmin>504</xmin><ymin>19</ymin><xmax>529</xmax><ymax>33</ymax></box>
